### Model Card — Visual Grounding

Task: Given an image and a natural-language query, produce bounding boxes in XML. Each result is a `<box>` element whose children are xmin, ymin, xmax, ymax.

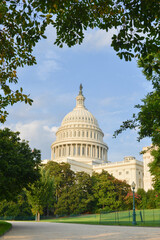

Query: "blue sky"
<box><xmin>3</xmin><ymin>26</ymin><xmax>152</xmax><ymax>162</ymax></box>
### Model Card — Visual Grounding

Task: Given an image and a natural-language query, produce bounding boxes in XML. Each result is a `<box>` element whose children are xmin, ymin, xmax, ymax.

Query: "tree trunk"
<box><xmin>37</xmin><ymin>212</ymin><xmax>40</xmax><ymax>222</ymax></box>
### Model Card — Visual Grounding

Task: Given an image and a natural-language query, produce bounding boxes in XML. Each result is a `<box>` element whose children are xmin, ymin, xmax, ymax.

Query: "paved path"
<box><xmin>2</xmin><ymin>221</ymin><xmax>160</xmax><ymax>240</ymax></box>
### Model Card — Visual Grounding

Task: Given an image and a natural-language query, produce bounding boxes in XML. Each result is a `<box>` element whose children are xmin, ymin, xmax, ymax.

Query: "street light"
<box><xmin>131</xmin><ymin>181</ymin><xmax>137</xmax><ymax>225</ymax></box>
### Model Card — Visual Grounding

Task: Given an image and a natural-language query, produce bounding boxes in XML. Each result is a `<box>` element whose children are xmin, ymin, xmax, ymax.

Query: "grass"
<box><xmin>42</xmin><ymin>209</ymin><xmax>160</xmax><ymax>227</ymax></box>
<box><xmin>0</xmin><ymin>221</ymin><xmax>12</xmax><ymax>236</ymax></box>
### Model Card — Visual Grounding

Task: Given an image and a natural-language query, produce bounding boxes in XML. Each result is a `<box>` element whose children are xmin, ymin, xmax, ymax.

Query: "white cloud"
<box><xmin>1</xmin><ymin>121</ymin><xmax>58</xmax><ymax>160</ymax></box>
<box><xmin>74</xmin><ymin>28</ymin><xmax>117</xmax><ymax>51</ymax></box>
<box><xmin>43</xmin><ymin>125</ymin><xmax>59</xmax><ymax>134</ymax></box>
<box><xmin>37</xmin><ymin>59</ymin><xmax>61</xmax><ymax>80</ymax></box>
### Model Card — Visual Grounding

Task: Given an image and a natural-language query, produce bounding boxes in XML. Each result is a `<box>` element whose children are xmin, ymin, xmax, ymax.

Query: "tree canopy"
<box><xmin>0</xmin><ymin>128</ymin><xmax>41</xmax><ymax>200</ymax></box>
<box><xmin>26</xmin><ymin>168</ymin><xmax>55</xmax><ymax>221</ymax></box>
<box><xmin>1</xmin><ymin>0</ymin><xmax>159</xmax><ymax>122</ymax></box>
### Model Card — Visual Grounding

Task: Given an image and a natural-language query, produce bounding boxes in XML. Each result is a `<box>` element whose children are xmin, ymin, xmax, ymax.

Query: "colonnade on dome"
<box><xmin>51</xmin><ymin>142</ymin><xmax>108</xmax><ymax>163</ymax></box>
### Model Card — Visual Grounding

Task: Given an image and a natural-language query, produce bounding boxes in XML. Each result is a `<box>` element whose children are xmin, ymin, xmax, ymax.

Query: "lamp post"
<box><xmin>131</xmin><ymin>181</ymin><xmax>136</xmax><ymax>225</ymax></box>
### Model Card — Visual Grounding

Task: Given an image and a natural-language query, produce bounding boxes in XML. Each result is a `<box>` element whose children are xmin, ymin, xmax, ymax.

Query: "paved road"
<box><xmin>2</xmin><ymin>221</ymin><xmax>160</xmax><ymax>240</ymax></box>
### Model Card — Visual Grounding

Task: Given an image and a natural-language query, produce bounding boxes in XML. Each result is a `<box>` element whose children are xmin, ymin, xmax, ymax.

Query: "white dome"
<box><xmin>51</xmin><ymin>85</ymin><xmax>108</xmax><ymax>165</ymax></box>
<box><xmin>61</xmin><ymin>107</ymin><xmax>99</xmax><ymax>127</ymax></box>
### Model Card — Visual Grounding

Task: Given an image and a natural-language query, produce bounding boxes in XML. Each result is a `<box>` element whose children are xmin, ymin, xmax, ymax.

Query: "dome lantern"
<box><xmin>76</xmin><ymin>84</ymin><xmax>85</xmax><ymax>108</ymax></box>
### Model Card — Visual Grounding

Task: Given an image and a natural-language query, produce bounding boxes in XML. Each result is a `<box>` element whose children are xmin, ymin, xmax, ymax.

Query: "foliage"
<box><xmin>44</xmin><ymin>161</ymin><xmax>76</xmax><ymax>215</ymax></box>
<box><xmin>149</xmin><ymin>147</ymin><xmax>160</xmax><ymax>192</ymax></box>
<box><xmin>124</xmin><ymin>191</ymin><xmax>141</xmax><ymax>210</ymax></box>
<box><xmin>63</xmin><ymin>172</ymin><xmax>95</xmax><ymax>215</ymax></box>
<box><xmin>45</xmin><ymin>163</ymin><xmax>130</xmax><ymax>215</ymax></box>
<box><xmin>0</xmin><ymin>190</ymin><xmax>32</xmax><ymax>218</ymax></box>
<box><xmin>26</xmin><ymin>168</ymin><xmax>55</xmax><ymax>221</ymax></box>
<box><xmin>1</xmin><ymin>0</ymin><xmax>159</xmax><ymax>122</ymax></box>
<box><xmin>113</xmin><ymin>53</ymin><xmax>160</xmax><ymax>192</ymax></box>
<box><xmin>92</xmin><ymin>170</ymin><xmax>130</xmax><ymax>211</ymax></box>
<box><xmin>0</xmin><ymin>0</ymin><xmax>53</xmax><ymax>122</ymax></box>
<box><xmin>0</xmin><ymin>128</ymin><xmax>41</xmax><ymax>200</ymax></box>
<box><xmin>44</xmin><ymin>161</ymin><xmax>75</xmax><ymax>202</ymax></box>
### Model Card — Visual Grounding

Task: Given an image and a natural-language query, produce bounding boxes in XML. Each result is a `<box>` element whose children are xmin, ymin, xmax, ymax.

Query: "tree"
<box><xmin>68</xmin><ymin>172</ymin><xmax>95</xmax><ymax>214</ymax></box>
<box><xmin>44</xmin><ymin>161</ymin><xmax>75</xmax><ymax>216</ymax></box>
<box><xmin>0</xmin><ymin>128</ymin><xmax>41</xmax><ymax>200</ymax></box>
<box><xmin>0</xmin><ymin>190</ymin><xmax>33</xmax><ymax>219</ymax></box>
<box><xmin>124</xmin><ymin>191</ymin><xmax>141</xmax><ymax>210</ymax></box>
<box><xmin>149</xmin><ymin>147</ymin><xmax>160</xmax><ymax>192</ymax></box>
<box><xmin>26</xmin><ymin>168</ymin><xmax>55</xmax><ymax>221</ymax></box>
<box><xmin>1</xmin><ymin>0</ymin><xmax>159</xmax><ymax>122</ymax></box>
<box><xmin>92</xmin><ymin>171</ymin><xmax>130</xmax><ymax>211</ymax></box>
<box><xmin>44</xmin><ymin>161</ymin><xmax>75</xmax><ymax>202</ymax></box>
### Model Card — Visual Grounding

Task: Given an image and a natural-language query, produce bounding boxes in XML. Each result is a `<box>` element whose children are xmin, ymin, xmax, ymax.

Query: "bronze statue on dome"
<box><xmin>79</xmin><ymin>84</ymin><xmax>83</xmax><ymax>95</ymax></box>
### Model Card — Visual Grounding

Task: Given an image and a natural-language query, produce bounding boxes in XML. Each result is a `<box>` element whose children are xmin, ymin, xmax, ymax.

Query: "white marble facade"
<box><xmin>48</xmin><ymin>85</ymin><xmax>153</xmax><ymax>192</ymax></box>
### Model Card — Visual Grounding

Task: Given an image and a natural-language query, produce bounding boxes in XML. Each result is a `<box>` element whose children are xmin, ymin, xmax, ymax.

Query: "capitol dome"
<box><xmin>51</xmin><ymin>85</ymin><xmax>108</xmax><ymax>165</ymax></box>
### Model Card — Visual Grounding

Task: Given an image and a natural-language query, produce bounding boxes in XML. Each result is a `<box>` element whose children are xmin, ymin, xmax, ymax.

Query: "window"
<box><xmin>126</xmin><ymin>171</ymin><xmax>129</xmax><ymax>174</ymax></box>
<box><xmin>59</xmin><ymin>149</ymin><xmax>61</xmax><ymax>157</ymax></box>
<box><xmin>73</xmin><ymin>145</ymin><xmax>76</xmax><ymax>155</ymax></box>
<box><xmin>119</xmin><ymin>172</ymin><xmax>122</xmax><ymax>175</ymax></box>
<box><xmin>82</xmin><ymin>145</ymin><xmax>85</xmax><ymax>156</ymax></box>
<box><xmin>97</xmin><ymin>146</ymin><xmax>99</xmax><ymax>158</ymax></box>
<box><xmin>78</xmin><ymin>145</ymin><xmax>81</xmax><ymax>155</ymax></box>
<box><xmin>90</xmin><ymin>131</ymin><xmax>92</xmax><ymax>138</ymax></box>
<box><xmin>92</xmin><ymin>146</ymin><xmax>95</xmax><ymax>157</ymax></box>
<box><xmin>74</xmin><ymin>131</ymin><xmax>76</xmax><ymax>137</ymax></box>
<box><xmin>86</xmin><ymin>131</ymin><xmax>88</xmax><ymax>137</ymax></box>
<box><xmin>78</xmin><ymin>131</ymin><xmax>80</xmax><ymax>137</ymax></box>
<box><xmin>100</xmin><ymin>147</ymin><xmax>102</xmax><ymax>159</ymax></box>
<box><xmin>82</xmin><ymin>131</ymin><xmax>84</xmax><ymax>137</ymax></box>
<box><xmin>139</xmin><ymin>179</ymin><xmax>141</xmax><ymax>188</ymax></box>
<box><xmin>68</xmin><ymin>145</ymin><xmax>71</xmax><ymax>156</ymax></box>
<box><xmin>87</xmin><ymin>146</ymin><xmax>90</xmax><ymax>156</ymax></box>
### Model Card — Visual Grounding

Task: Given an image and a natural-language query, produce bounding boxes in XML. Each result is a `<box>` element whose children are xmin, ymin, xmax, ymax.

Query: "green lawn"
<box><xmin>0</xmin><ymin>221</ymin><xmax>12</xmax><ymax>236</ymax></box>
<box><xmin>42</xmin><ymin>209</ymin><xmax>160</xmax><ymax>227</ymax></box>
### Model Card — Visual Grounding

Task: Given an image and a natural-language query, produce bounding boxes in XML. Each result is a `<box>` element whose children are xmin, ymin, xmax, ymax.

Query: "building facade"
<box><xmin>49</xmin><ymin>85</ymin><xmax>153</xmax><ymax>192</ymax></box>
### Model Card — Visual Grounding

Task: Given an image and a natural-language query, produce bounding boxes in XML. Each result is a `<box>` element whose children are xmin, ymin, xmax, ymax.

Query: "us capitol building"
<box><xmin>44</xmin><ymin>85</ymin><xmax>153</xmax><ymax>192</ymax></box>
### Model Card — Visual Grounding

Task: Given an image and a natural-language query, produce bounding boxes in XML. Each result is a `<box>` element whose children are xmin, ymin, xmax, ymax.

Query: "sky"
<box><xmin>2</xmin><ymin>25</ymin><xmax>152</xmax><ymax>162</ymax></box>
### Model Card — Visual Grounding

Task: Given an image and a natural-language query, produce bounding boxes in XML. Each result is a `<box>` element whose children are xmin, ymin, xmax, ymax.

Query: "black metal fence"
<box><xmin>100</xmin><ymin>209</ymin><xmax>160</xmax><ymax>225</ymax></box>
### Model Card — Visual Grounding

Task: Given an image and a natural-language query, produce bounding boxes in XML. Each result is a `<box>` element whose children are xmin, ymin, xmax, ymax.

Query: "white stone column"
<box><xmin>91</xmin><ymin>145</ymin><xmax>93</xmax><ymax>158</ymax></box>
